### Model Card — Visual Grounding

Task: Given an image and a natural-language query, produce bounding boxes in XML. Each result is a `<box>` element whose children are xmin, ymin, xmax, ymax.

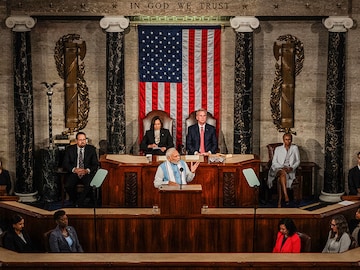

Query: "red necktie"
<box><xmin>200</xmin><ymin>127</ymin><xmax>205</xmax><ymax>154</ymax></box>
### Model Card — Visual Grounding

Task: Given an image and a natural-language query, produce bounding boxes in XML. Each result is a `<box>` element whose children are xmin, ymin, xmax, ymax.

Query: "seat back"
<box><xmin>185</xmin><ymin>111</ymin><xmax>216</xmax><ymax>135</ymax></box>
<box><xmin>43</xmin><ymin>229</ymin><xmax>53</xmax><ymax>252</ymax></box>
<box><xmin>349</xmin><ymin>235</ymin><xmax>358</xmax><ymax>250</ymax></box>
<box><xmin>297</xmin><ymin>232</ymin><xmax>311</xmax><ymax>252</ymax></box>
<box><xmin>266</xmin><ymin>143</ymin><xmax>283</xmax><ymax>165</ymax></box>
<box><xmin>0</xmin><ymin>231</ymin><xmax>7</xmax><ymax>247</ymax></box>
<box><xmin>142</xmin><ymin>110</ymin><xmax>173</xmax><ymax>135</ymax></box>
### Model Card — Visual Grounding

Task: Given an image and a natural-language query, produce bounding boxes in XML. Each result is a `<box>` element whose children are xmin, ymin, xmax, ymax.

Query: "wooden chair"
<box><xmin>43</xmin><ymin>229</ymin><xmax>53</xmax><ymax>252</ymax></box>
<box><xmin>298</xmin><ymin>232</ymin><xmax>311</xmax><ymax>252</ymax></box>
<box><xmin>266</xmin><ymin>143</ymin><xmax>303</xmax><ymax>205</ymax></box>
<box><xmin>142</xmin><ymin>110</ymin><xmax>174</xmax><ymax>136</ymax></box>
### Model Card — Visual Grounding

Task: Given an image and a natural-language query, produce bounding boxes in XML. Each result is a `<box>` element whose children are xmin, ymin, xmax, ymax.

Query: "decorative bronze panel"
<box><xmin>124</xmin><ymin>172</ymin><xmax>138</xmax><ymax>207</ymax></box>
<box><xmin>270</xmin><ymin>34</ymin><xmax>304</xmax><ymax>134</ymax></box>
<box><xmin>54</xmin><ymin>34</ymin><xmax>90</xmax><ymax>134</ymax></box>
<box><xmin>223</xmin><ymin>172</ymin><xmax>236</xmax><ymax>207</ymax></box>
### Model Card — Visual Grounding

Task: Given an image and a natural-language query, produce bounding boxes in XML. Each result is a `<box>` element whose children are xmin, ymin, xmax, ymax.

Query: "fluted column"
<box><xmin>100</xmin><ymin>16</ymin><xmax>129</xmax><ymax>154</ymax></box>
<box><xmin>320</xmin><ymin>16</ymin><xmax>353</xmax><ymax>202</ymax></box>
<box><xmin>230</xmin><ymin>16</ymin><xmax>259</xmax><ymax>154</ymax></box>
<box><xmin>5</xmin><ymin>16</ymin><xmax>37</xmax><ymax>197</ymax></box>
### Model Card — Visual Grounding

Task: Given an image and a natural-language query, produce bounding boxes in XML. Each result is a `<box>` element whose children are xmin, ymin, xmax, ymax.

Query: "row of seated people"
<box><xmin>0</xmin><ymin>210</ymin><xmax>83</xmax><ymax>253</ymax></box>
<box><xmin>140</xmin><ymin>108</ymin><xmax>218</xmax><ymax>156</ymax></box>
<box><xmin>1</xmin><ymin>208</ymin><xmax>359</xmax><ymax>253</ymax></box>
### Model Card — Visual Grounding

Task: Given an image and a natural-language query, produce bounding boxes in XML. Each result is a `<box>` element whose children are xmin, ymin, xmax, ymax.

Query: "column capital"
<box><xmin>230</xmin><ymin>16</ymin><xmax>259</xmax><ymax>33</ymax></box>
<box><xmin>100</xmin><ymin>16</ymin><xmax>129</xmax><ymax>32</ymax></box>
<box><xmin>5</xmin><ymin>16</ymin><xmax>36</xmax><ymax>32</ymax></box>
<box><xmin>323</xmin><ymin>16</ymin><xmax>353</xmax><ymax>32</ymax></box>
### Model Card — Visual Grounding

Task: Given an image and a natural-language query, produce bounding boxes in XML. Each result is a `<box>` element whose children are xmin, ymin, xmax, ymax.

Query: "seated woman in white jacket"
<box><xmin>267</xmin><ymin>133</ymin><xmax>300</xmax><ymax>207</ymax></box>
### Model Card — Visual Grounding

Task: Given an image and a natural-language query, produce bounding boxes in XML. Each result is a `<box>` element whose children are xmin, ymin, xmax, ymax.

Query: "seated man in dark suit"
<box><xmin>186</xmin><ymin>108</ymin><xmax>218</xmax><ymax>155</ymax></box>
<box><xmin>348</xmin><ymin>151</ymin><xmax>360</xmax><ymax>195</ymax></box>
<box><xmin>0</xmin><ymin>160</ymin><xmax>11</xmax><ymax>195</ymax></box>
<box><xmin>62</xmin><ymin>132</ymin><xmax>99</xmax><ymax>207</ymax></box>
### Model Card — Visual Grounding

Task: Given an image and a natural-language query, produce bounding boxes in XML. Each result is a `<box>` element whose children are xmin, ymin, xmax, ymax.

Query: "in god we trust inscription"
<box><xmin>129</xmin><ymin>1</ymin><xmax>230</xmax><ymax>10</ymax></box>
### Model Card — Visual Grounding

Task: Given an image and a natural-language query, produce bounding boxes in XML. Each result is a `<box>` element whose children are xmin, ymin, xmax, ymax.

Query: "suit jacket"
<box><xmin>140</xmin><ymin>128</ymin><xmax>174</xmax><ymax>155</ymax></box>
<box><xmin>0</xmin><ymin>169</ymin><xmax>11</xmax><ymax>194</ymax></box>
<box><xmin>62</xmin><ymin>144</ymin><xmax>99</xmax><ymax>175</ymax></box>
<box><xmin>3</xmin><ymin>229</ymin><xmax>35</xmax><ymax>253</ymax></box>
<box><xmin>273</xmin><ymin>231</ymin><xmax>301</xmax><ymax>253</ymax></box>
<box><xmin>49</xmin><ymin>225</ymin><xmax>84</xmax><ymax>253</ymax></box>
<box><xmin>186</xmin><ymin>123</ymin><xmax>218</xmax><ymax>155</ymax></box>
<box><xmin>348</xmin><ymin>166</ymin><xmax>360</xmax><ymax>195</ymax></box>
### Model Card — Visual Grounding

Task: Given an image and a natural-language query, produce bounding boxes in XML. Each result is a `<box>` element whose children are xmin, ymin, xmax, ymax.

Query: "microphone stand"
<box><xmin>252</xmin><ymin>185</ymin><xmax>259</xmax><ymax>253</ymax></box>
<box><xmin>179</xmin><ymin>167</ymin><xmax>184</xmax><ymax>190</ymax></box>
<box><xmin>92</xmin><ymin>185</ymin><xmax>98</xmax><ymax>252</ymax></box>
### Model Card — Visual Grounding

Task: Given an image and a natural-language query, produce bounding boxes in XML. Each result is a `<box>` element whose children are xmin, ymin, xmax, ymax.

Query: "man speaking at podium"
<box><xmin>154</xmin><ymin>148</ymin><xmax>200</xmax><ymax>188</ymax></box>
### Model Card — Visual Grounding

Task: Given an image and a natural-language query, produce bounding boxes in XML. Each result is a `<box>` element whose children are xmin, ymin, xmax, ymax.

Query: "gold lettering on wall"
<box><xmin>129</xmin><ymin>2</ymin><xmax>229</xmax><ymax>10</ymax></box>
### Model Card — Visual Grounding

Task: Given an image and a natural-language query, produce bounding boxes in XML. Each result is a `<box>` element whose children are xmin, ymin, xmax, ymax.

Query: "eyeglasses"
<box><xmin>330</xmin><ymin>223</ymin><xmax>337</xmax><ymax>227</ymax></box>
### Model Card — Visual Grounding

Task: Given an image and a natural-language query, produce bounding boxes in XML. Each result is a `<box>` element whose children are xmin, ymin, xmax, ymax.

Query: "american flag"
<box><xmin>138</xmin><ymin>25</ymin><xmax>221</xmax><ymax>149</ymax></box>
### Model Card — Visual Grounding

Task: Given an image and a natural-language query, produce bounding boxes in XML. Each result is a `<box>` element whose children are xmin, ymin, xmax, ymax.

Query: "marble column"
<box><xmin>5</xmin><ymin>16</ymin><xmax>38</xmax><ymax>201</ymax></box>
<box><xmin>230</xmin><ymin>16</ymin><xmax>259</xmax><ymax>154</ymax></box>
<box><xmin>320</xmin><ymin>16</ymin><xmax>353</xmax><ymax>203</ymax></box>
<box><xmin>100</xmin><ymin>16</ymin><xmax>130</xmax><ymax>154</ymax></box>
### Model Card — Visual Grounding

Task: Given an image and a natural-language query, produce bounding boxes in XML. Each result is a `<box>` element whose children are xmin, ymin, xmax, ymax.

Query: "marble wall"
<box><xmin>1</xmin><ymin>2</ymin><xmax>360</xmax><ymax>195</ymax></box>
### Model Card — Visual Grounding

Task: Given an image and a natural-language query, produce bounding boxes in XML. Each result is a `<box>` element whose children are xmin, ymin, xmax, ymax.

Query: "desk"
<box><xmin>99</xmin><ymin>154</ymin><xmax>260</xmax><ymax>208</ymax></box>
<box><xmin>0</xmin><ymin>248</ymin><xmax>359</xmax><ymax>270</ymax></box>
<box><xmin>1</xmin><ymin>201</ymin><xmax>359</xmax><ymax>253</ymax></box>
<box><xmin>159</xmin><ymin>184</ymin><xmax>202</xmax><ymax>215</ymax></box>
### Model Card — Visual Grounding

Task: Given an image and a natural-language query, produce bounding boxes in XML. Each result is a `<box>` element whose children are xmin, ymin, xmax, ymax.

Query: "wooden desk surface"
<box><xmin>1</xmin><ymin>200</ymin><xmax>359</xmax><ymax>217</ymax></box>
<box><xmin>0</xmin><ymin>247</ymin><xmax>359</xmax><ymax>269</ymax></box>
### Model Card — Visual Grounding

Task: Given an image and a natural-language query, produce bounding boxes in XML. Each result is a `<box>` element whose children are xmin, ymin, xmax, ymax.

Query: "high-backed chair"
<box><xmin>266</xmin><ymin>143</ymin><xmax>303</xmax><ymax>204</ymax></box>
<box><xmin>298</xmin><ymin>232</ymin><xmax>311</xmax><ymax>252</ymax></box>
<box><xmin>142</xmin><ymin>110</ymin><xmax>174</xmax><ymax>135</ymax></box>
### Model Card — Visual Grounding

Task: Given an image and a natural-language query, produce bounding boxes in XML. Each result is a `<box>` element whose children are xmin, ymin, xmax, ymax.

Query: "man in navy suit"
<box><xmin>186</xmin><ymin>108</ymin><xmax>218</xmax><ymax>155</ymax></box>
<box><xmin>62</xmin><ymin>132</ymin><xmax>99</xmax><ymax>206</ymax></box>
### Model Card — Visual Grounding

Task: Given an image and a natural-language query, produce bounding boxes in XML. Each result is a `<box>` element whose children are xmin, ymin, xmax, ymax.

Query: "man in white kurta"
<box><xmin>267</xmin><ymin>133</ymin><xmax>300</xmax><ymax>207</ymax></box>
<box><xmin>153</xmin><ymin>148</ymin><xmax>200</xmax><ymax>188</ymax></box>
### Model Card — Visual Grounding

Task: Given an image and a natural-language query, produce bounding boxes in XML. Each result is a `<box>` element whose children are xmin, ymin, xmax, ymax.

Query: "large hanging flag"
<box><xmin>139</xmin><ymin>25</ymin><xmax>221</xmax><ymax>149</ymax></box>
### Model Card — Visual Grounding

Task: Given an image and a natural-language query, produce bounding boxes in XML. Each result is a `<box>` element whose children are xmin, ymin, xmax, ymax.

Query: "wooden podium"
<box><xmin>158</xmin><ymin>184</ymin><xmax>202</xmax><ymax>215</ymax></box>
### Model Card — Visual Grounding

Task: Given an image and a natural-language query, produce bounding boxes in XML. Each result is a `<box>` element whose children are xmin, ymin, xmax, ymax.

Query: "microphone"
<box><xmin>179</xmin><ymin>167</ymin><xmax>184</xmax><ymax>190</ymax></box>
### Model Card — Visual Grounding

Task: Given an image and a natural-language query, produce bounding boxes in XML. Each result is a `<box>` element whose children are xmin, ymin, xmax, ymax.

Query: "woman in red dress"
<box><xmin>273</xmin><ymin>218</ymin><xmax>301</xmax><ymax>253</ymax></box>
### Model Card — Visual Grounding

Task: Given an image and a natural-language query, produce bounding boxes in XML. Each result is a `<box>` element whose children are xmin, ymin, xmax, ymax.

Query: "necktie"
<box><xmin>79</xmin><ymin>149</ymin><xmax>84</xmax><ymax>169</ymax></box>
<box><xmin>200</xmin><ymin>127</ymin><xmax>205</xmax><ymax>154</ymax></box>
